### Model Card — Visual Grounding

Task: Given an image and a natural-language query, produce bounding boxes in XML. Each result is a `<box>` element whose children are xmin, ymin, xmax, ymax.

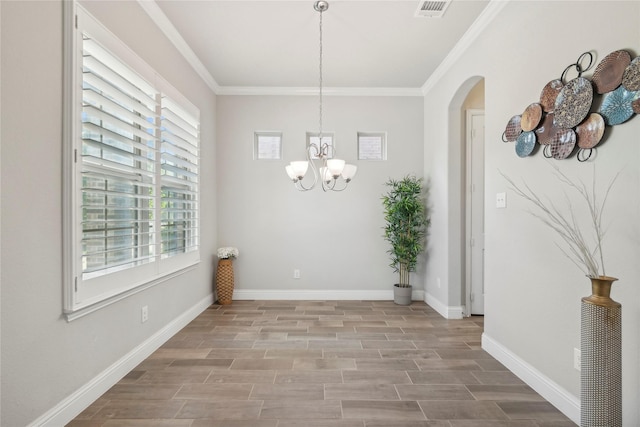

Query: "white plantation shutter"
<box><xmin>81</xmin><ymin>34</ymin><xmax>159</xmax><ymax>278</ymax></box>
<box><xmin>160</xmin><ymin>97</ymin><xmax>200</xmax><ymax>258</ymax></box>
<box><xmin>65</xmin><ymin>4</ymin><xmax>201</xmax><ymax>316</ymax></box>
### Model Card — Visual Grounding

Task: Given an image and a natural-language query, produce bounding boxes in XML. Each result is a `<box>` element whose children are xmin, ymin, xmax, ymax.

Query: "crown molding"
<box><xmin>421</xmin><ymin>0</ymin><xmax>510</xmax><ymax>95</ymax></box>
<box><xmin>139</xmin><ymin>1</ymin><xmax>420</xmax><ymax>97</ymax></box>
<box><xmin>140</xmin><ymin>0</ymin><xmax>505</xmax><ymax>98</ymax></box>
<box><xmin>217</xmin><ymin>86</ymin><xmax>424</xmax><ymax>97</ymax></box>
<box><xmin>137</xmin><ymin>0</ymin><xmax>220</xmax><ymax>93</ymax></box>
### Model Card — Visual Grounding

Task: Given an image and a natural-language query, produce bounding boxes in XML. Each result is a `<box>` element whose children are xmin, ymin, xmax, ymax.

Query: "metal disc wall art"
<box><xmin>622</xmin><ymin>56</ymin><xmax>640</xmax><ymax>91</ymax></box>
<box><xmin>550</xmin><ymin>128</ymin><xmax>577</xmax><ymax>160</ymax></box>
<box><xmin>575</xmin><ymin>113</ymin><xmax>605</xmax><ymax>161</ymax></box>
<box><xmin>599</xmin><ymin>85</ymin><xmax>639</xmax><ymax>125</ymax></box>
<box><xmin>591</xmin><ymin>50</ymin><xmax>631</xmax><ymax>94</ymax></box>
<box><xmin>521</xmin><ymin>103</ymin><xmax>543</xmax><ymax>132</ymax></box>
<box><xmin>535</xmin><ymin>113</ymin><xmax>559</xmax><ymax>146</ymax></box>
<box><xmin>516</xmin><ymin>131</ymin><xmax>536</xmax><ymax>157</ymax></box>
<box><xmin>502</xmin><ymin>115</ymin><xmax>523</xmax><ymax>142</ymax></box>
<box><xmin>502</xmin><ymin>49</ymin><xmax>640</xmax><ymax>162</ymax></box>
<box><xmin>576</xmin><ymin>113</ymin><xmax>605</xmax><ymax>149</ymax></box>
<box><xmin>553</xmin><ymin>77</ymin><xmax>593</xmax><ymax>129</ymax></box>
<box><xmin>540</xmin><ymin>79</ymin><xmax>564</xmax><ymax>112</ymax></box>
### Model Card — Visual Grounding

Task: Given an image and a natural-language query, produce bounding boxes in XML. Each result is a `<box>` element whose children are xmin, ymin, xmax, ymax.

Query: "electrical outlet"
<box><xmin>293</xmin><ymin>269</ymin><xmax>301</xmax><ymax>279</ymax></box>
<box><xmin>141</xmin><ymin>305</ymin><xmax>149</xmax><ymax>323</ymax></box>
<box><xmin>574</xmin><ymin>348</ymin><xmax>581</xmax><ymax>371</ymax></box>
<box><xmin>496</xmin><ymin>192</ymin><xmax>507</xmax><ymax>208</ymax></box>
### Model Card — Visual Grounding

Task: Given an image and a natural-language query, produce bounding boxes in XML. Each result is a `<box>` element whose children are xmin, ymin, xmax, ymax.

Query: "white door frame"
<box><xmin>464</xmin><ymin>109</ymin><xmax>485</xmax><ymax>316</ymax></box>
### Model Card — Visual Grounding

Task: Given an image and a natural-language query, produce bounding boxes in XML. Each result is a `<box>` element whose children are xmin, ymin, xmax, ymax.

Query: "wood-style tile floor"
<box><xmin>68</xmin><ymin>301</ymin><xmax>576</xmax><ymax>427</ymax></box>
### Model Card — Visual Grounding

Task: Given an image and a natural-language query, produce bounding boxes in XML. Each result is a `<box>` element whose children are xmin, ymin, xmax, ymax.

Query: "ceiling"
<box><xmin>143</xmin><ymin>0</ymin><xmax>491</xmax><ymax>93</ymax></box>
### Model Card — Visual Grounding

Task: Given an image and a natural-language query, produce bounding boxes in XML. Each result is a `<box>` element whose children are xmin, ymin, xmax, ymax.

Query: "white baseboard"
<box><xmin>232</xmin><ymin>288</ymin><xmax>425</xmax><ymax>302</ymax></box>
<box><xmin>29</xmin><ymin>294</ymin><xmax>214</xmax><ymax>427</ymax></box>
<box><xmin>482</xmin><ymin>333</ymin><xmax>580</xmax><ymax>425</ymax></box>
<box><xmin>424</xmin><ymin>292</ymin><xmax>464</xmax><ymax>319</ymax></box>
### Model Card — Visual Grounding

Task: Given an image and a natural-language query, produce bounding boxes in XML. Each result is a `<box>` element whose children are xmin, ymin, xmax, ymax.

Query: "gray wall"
<box><xmin>0</xmin><ymin>1</ymin><xmax>217</xmax><ymax>425</ymax></box>
<box><xmin>216</xmin><ymin>95</ymin><xmax>425</xmax><ymax>297</ymax></box>
<box><xmin>423</xmin><ymin>1</ymin><xmax>640</xmax><ymax>424</ymax></box>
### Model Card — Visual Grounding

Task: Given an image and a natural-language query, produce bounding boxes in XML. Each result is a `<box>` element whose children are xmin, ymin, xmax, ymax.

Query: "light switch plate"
<box><xmin>496</xmin><ymin>192</ymin><xmax>506</xmax><ymax>208</ymax></box>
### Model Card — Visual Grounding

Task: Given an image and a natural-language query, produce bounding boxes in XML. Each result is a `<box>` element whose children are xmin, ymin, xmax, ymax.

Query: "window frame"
<box><xmin>63</xmin><ymin>2</ymin><xmax>200</xmax><ymax>320</ymax></box>
<box><xmin>254</xmin><ymin>131</ymin><xmax>283</xmax><ymax>160</ymax></box>
<box><xmin>357</xmin><ymin>132</ymin><xmax>387</xmax><ymax>161</ymax></box>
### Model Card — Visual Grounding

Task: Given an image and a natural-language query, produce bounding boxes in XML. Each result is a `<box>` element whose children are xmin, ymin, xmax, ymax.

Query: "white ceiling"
<box><xmin>145</xmin><ymin>0</ymin><xmax>491</xmax><ymax>93</ymax></box>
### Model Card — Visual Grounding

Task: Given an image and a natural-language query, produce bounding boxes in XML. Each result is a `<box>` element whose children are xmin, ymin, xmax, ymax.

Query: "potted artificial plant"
<box><xmin>382</xmin><ymin>176</ymin><xmax>429</xmax><ymax>305</ymax></box>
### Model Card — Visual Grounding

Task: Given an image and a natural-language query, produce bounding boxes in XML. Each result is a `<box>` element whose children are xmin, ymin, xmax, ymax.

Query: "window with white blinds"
<box><xmin>160</xmin><ymin>97</ymin><xmax>199</xmax><ymax>258</ymax></box>
<box><xmin>65</xmin><ymin>4</ymin><xmax>200</xmax><ymax>316</ymax></box>
<box><xmin>81</xmin><ymin>36</ymin><xmax>159</xmax><ymax>279</ymax></box>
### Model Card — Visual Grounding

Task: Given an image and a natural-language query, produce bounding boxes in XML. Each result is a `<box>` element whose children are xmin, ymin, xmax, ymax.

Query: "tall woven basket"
<box><xmin>581</xmin><ymin>276</ymin><xmax>622</xmax><ymax>427</ymax></box>
<box><xmin>216</xmin><ymin>258</ymin><xmax>235</xmax><ymax>305</ymax></box>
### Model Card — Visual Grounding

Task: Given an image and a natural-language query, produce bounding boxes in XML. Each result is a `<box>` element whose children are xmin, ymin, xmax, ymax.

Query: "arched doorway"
<box><xmin>446</xmin><ymin>77</ymin><xmax>485</xmax><ymax>317</ymax></box>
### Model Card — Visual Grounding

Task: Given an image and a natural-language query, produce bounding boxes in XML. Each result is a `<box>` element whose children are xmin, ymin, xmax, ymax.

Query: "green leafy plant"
<box><xmin>382</xmin><ymin>176</ymin><xmax>429</xmax><ymax>288</ymax></box>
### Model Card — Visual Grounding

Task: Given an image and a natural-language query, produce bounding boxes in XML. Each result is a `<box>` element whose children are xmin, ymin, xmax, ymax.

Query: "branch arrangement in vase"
<box><xmin>501</xmin><ymin>165</ymin><xmax>619</xmax><ymax>278</ymax></box>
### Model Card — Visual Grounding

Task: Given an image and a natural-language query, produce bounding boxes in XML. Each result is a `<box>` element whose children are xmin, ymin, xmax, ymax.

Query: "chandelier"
<box><xmin>285</xmin><ymin>1</ymin><xmax>357</xmax><ymax>192</ymax></box>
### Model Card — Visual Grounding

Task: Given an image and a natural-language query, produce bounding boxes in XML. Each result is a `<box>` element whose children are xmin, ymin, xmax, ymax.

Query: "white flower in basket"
<box><xmin>217</xmin><ymin>247</ymin><xmax>239</xmax><ymax>259</ymax></box>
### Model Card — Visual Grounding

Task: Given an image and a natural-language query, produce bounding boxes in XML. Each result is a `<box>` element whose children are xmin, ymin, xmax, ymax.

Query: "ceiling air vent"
<box><xmin>415</xmin><ymin>0</ymin><xmax>452</xmax><ymax>18</ymax></box>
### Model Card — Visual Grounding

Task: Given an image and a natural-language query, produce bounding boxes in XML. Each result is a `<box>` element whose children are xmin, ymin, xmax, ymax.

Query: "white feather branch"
<box><xmin>500</xmin><ymin>165</ymin><xmax>618</xmax><ymax>278</ymax></box>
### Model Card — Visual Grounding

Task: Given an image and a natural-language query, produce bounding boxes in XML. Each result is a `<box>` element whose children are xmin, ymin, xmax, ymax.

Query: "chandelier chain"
<box><xmin>318</xmin><ymin>6</ymin><xmax>323</xmax><ymax>140</ymax></box>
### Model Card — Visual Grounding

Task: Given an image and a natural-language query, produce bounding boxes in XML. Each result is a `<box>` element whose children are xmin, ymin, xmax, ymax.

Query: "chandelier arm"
<box><xmin>295</xmin><ymin>179</ymin><xmax>312</xmax><ymax>191</ymax></box>
<box><xmin>308</xmin><ymin>142</ymin><xmax>321</xmax><ymax>159</ymax></box>
<box><xmin>321</xmin><ymin>141</ymin><xmax>333</xmax><ymax>159</ymax></box>
<box><xmin>320</xmin><ymin>158</ymin><xmax>329</xmax><ymax>192</ymax></box>
<box><xmin>321</xmin><ymin>175</ymin><xmax>350</xmax><ymax>192</ymax></box>
<box><xmin>294</xmin><ymin>145</ymin><xmax>319</xmax><ymax>191</ymax></box>
<box><xmin>330</xmin><ymin>176</ymin><xmax>349</xmax><ymax>192</ymax></box>
<box><xmin>321</xmin><ymin>175</ymin><xmax>333</xmax><ymax>192</ymax></box>
<box><xmin>307</xmin><ymin>153</ymin><xmax>319</xmax><ymax>187</ymax></box>
<box><xmin>294</xmin><ymin>175</ymin><xmax>316</xmax><ymax>191</ymax></box>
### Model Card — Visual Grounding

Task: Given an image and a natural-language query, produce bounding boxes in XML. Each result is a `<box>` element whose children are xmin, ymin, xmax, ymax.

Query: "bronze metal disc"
<box><xmin>503</xmin><ymin>115</ymin><xmax>522</xmax><ymax>142</ymax></box>
<box><xmin>576</xmin><ymin>113</ymin><xmax>605</xmax><ymax>149</ymax></box>
<box><xmin>521</xmin><ymin>103</ymin><xmax>543</xmax><ymax>132</ymax></box>
<box><xmin>535</xmin><ymin>113</ymin><xmax>559</xmax><ymax>145</ymax></box>
<box><xmin>592</xmin><ymin>50</ymin><xmax>631</xmax><ymax>94</ymax></box>
<box><xmin>550</xmin><ymin>128</ymin><xmax>577</xmax><ymax>160</ymax></box>
<box><xmin>539</xmin><ymin>79</ymin><xmax>563</xmax><ymax>112</ymax></box>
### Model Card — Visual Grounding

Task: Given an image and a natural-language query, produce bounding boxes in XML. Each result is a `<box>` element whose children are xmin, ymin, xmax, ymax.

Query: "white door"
<box><xmin>466</xmin><ymin>110</ymin><xmax>485</xmax><ymax>315</ymax></box>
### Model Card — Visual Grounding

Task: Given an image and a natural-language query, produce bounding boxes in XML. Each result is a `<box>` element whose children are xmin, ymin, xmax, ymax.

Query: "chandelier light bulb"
<box><xmin>341</xmin><ymin>164</ymin><xmax>358</xmax><ymax>181</ymax></box>
<box><xmin>290</xmin><ymin>161</ymin><xmax>309</xmax><ymax>179</ymax></box>
<box><xmin>285</xmin><ymin>165</ymin><xmax>297</xmax><ymax>181</ymax></box>
<box><xmin>326</xmin><ymin>158</ymin><xmax>345</xmax><ymax>178</ymax></box>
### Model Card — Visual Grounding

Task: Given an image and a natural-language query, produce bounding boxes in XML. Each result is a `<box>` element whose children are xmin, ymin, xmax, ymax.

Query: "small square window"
<box><xmin>358</xmin><ymin>132</ymin><xmax>386</xmax><ymax>160</ymax></box>
<box><xmin>254</xmin><ymin>132</ymin><xmax>282</xmax><ymax>160</ymax></box>
<box><xmin>306</xmin><ymin>132</ymin><xmax>335</xmax><ymax>159</ymax></box>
